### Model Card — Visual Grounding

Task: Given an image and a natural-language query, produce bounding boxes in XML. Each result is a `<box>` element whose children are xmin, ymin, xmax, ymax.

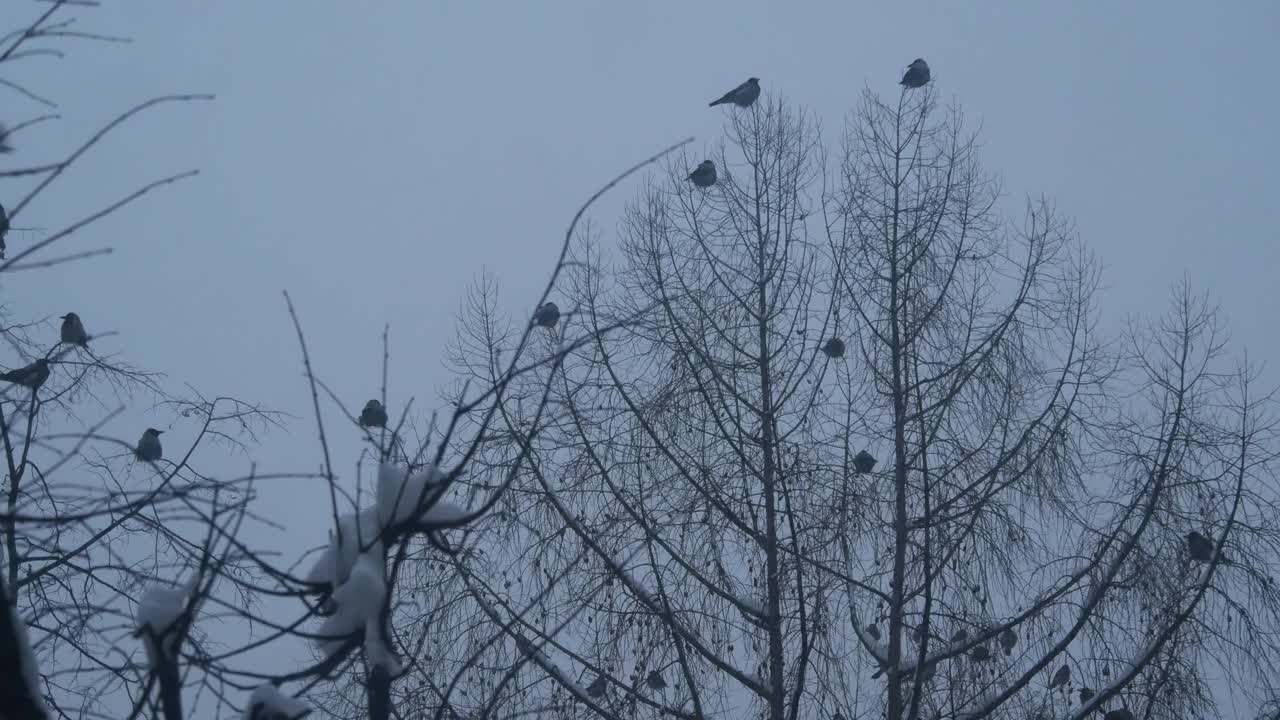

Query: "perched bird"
<box><xmin>0</xmin><ymin>358</ymin><xmax>50</xmax><ymax>390</ymax></box>
<box><xmin>1103</xmin><ymin>710</ymin><xmax>1134</xmax><ymax>720</ymax></box>
<box><xmin>950</xmin><ymin>628</ymin><xmax>969</xmax><ymax>644</ymax></box>
<box><xmin>586</xmin><ymin>675</ymin><xmax>606</xmax><ymax>698</ymax></box>
<box><xmin>60</xmin><ymin>312</ymin><xmax>89</xmax><ymax>347</ymax></box>
<box><xmin>821</xmin><ymin>337</ymin><xmax>845</xmax><ymax>358</ymax></box>
<box><xmin>900</xmin><ymin>58</ymin><xmax>931</xmax><ymax>89</ymax></box>
<box><xmin>970</xmin><ymin>645</ymin><xmax>991</xmax><ymax>662</ymax></box>
<box><xmin>0</xmin><ymin>123</ymin><xmax>12</xmax><ymax>153</ymax></box>
<box><xmin>1187</xmin><ymin>531</ymin><xmax>1231</xmax><ymax>564</ymax></box>
<box><xmin>688</xmin><ymin>160</ymin><xmax>717</xmax><ymax>188</ymax></box>
<box><xmin>645</xmin><ymin>670</ymin><xmax>666</xmax><ymax>690</ymax></box>
<box><xmin>709</xmin><ymin>77</ymin><xmax>761</xmax><ymax>108</ymax></box>
<box><xmin>1078</xmin><ymin>687</ymin><xmax>1095</xmax><ymax>704</ymax></box>
<box><xmin>998</xmin><ymin>627</ymin><xmax>1017</xmax><ymax>655</ymax></box>
<box><xmin>533</xmin><ymin>302</ymin><xmax>561</xmax><ymax>329</ymax></box>
<box><xmin>359</xmin><ymin>399</ymin><xmax>388</xmax><ymax>428</ymax></box>
<box><xmin>853</xmin><ymin>450</ymin><xmax>877</xmax><ymax>475</ymax></box>
<box><xmin>135</xmin><ymin>428</ymin><xmax>164</xmax><ymax>462</ymax></box>
<box><xmin>1049</xmin><ymin>664</ymin><xmax>1070</xmax><ymax>689</ymax></box>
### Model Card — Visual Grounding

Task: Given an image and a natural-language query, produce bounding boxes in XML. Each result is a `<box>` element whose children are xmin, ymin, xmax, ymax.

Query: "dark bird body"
<box><xmin>586</xmin><ymin>675</ymin><xmax>606</xmax><ymax>698</ymax></box>
<box><xmin>533</xmin><ymin>302</ymin><xmax>560</xmax><ymax>329</ymax></box>
<box><xmin>0</xmin><ymin>359</ymin><xmax>49</xmax><ymax>390</ymax></box>
<box><xmin>998</xmin><ymin>627</ymin><xmax>1017</xmax><ymax>655</ymax></box>
<box><xmin>645</xmin><ymin>670</ymin><xmax>666</xmax><ymax>690</ymax></box>
<box><xmin>821</xmin><ymin>338</ymin><xmax>845</xmax><ymax>358</ymax></box>
<box><xmin>1187</xmin><ymin>531</ymin><xmax>1230</xmax><ymax>564</ymax></box>
<box><xmin>1078</xmin><ymin>687</ymin><xmax>1095</xmax><ymax>704</ymax></box>
<box><xmin>1103</xmin><ymin>710</ymin><xmax>1134</xmax><ymax>720</ymax></box>
<box><xmin>135</xmin><ymin>428</ymin><xmax>163</xmax><ymax>462</ymax></box>
<box><xmin>853</xmin><ymin>450</ymin><xmax>877</xmax><ymax>475</ymax></box>
<box><xmin>359</xmin><ymin>399</ymin><xmax>388</xmax><ymax>428</ymax></box>
<box><xmin>970</xmin><ymin>645</ymin><xmax>991</xmax><ymax>662</ymax></box>
<box><xmin>60</xmin><ymin>313</ymin><xmax>89</xmax><ymax>347</ymax></box>
<box><xmin>1050</xmin><ymin>664</ymin><xmax>1070</xmax><ymax>689</ymax></box>
<box><xmin>709</xmin><ymin>78</ymin><xmax>761</xmax><ymax>108</ymax></box>
<box><xmin>688</xmin><ymin>160</ymin><xmax>717</xmax><ymax>188</ymax></box>
<box><xmin>900</xmin><ymin>59</ymin><xmax>931</xmax><ymax>88</ymax></box>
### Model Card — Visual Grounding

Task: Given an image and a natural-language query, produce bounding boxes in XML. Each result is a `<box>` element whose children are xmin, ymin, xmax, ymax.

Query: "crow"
<box><xmin>709</xmin><ymin>77</ymin><xmax>761</xmax><ymax>108</ymax></box>
<box><xmin>688</xmin><ymin>160</ymin><xmax>717</xmax><ymax>188</ymax></box>
<box><xmin>0</xmin><ymin>358</ymin><xmax>50</xmax><ymax>390</ymax></box>
<box><xmin>900</xmin><ymin>58</ymin><xmax>931</xmax><ymax>88</ymax></box>
<box><xmin>135</xmin><ymin>428</ymin><xmax>164</xmax><ymax>462</ymax></box>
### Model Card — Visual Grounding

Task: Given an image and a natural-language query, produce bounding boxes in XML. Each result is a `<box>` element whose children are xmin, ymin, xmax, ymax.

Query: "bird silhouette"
<box><xmin>1078</xmin><ymin>687</ymin><xmax>1095</xmax><ymax>704</ymax></box>
<box><xmin>1187</xmin><ymin>531</ymin><xmax>1231</xmax><ymax>564</ymax></box>
<box><xmin>60</xmin><ymin>313</ymin><xmax>89</xmax><ymax>347</ymax></box>
<box><xmin>998</xmin><ymin>627</ymin><xmax>1017</xmax><ymax>655</ymax></box>
<box><xmin>1103</xmin><ymin>709</ymin><xmax>1134</xmax><ymax>720</ymax></box>
<box><xmin>586</xmin><ymin>675</ymin><xmax>606</xmax><ymax>698</ymax></box>
<box><xmin>865</xmin><ymin>623</ymin><xmax>881</xmax><ymax>641</ymax></box>
<box><xmin>533</xmin><ymin>302</ymin><xmax>561</xmax><ymax>329</ymax></box>
<box><xmin>135</xmin><ymin>428</ymin><xmax>164</xmax><ymax>462</ymax></box>
<box><xmin>688</xmin><ymin>160</ymin><xmax>717</xmax><ymax>188</ymax></box>
<box><xmin>709</xmin><ymin>78</ymin><xmax>761</xmax><ymax>108</ymax></box>
<box><xmin>359</xmin><ymin>399</ymin><xmax>388</xmax><ymax>428</ymax></box>
<box><xmin>900</xmin><ymin>59</ymin><xmax>931</xmax><ymax>88</ymax></box>
<box><xmin>970</xmin><ymin>645</ymin><xmax>991</xmax><ymax>662</ymax></box>
<box><xmin>1049</xmin><ymin>664</ymin><xmax>1070</xmax><ymax>689</ymax></box>
<box><xmin>853</xmin><ymin>450</ymin><xmax>877</xmax><ymax>475</ymax></box>
<box><xmin>645</xmin><ymin>670</ymin><xmax>666</xmax><ymax>690</ymax></box>
<box><xmin>821</xmin><ymin>338</ymin><xmax>845</xmax><ymax>358</ymax></box>
<box><xmin>0</xmin><ymin>358</ymin><xmax>50</xmax><ymax>390</ymax></box>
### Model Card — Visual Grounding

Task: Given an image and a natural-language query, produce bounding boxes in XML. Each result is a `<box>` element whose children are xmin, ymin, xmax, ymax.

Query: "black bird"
<box><xmin>853</xmin><ymin>450</ymin><xmax>877</xmax><ymax>475</ymax></box>
<box><xmin>709</xmin><ymin>77</ymin><xmax>761</xmax><ymax>108</ymax></box>
<box><xmin>821</xmin><ymin>338</ymin><xmax>845</xmax><ymax>358</ymax></box>
<box><xmin>135</xmin><ymin>428</ymin><xmax>164</xmax><ymax>462</ymax></box>
<box><xmin>1078</xmin><ymin>687</ymin><xmax>1095</xmax><ymax>704</ymax></box>
<box><xmin>970</xmin><ymin>645</ymin><xmax>991</xmax><ymax>662</ymax></box>
<box><xmin>1049</xmin><ymin>664</ymin><xmax>1070</xmax><ymax>689</ymax></box>
<box><xmin>586</xmin><ymin>675</ymin><xmax>606</xmax><ymax>698</ymax></box>
<box><xmin>533</xmin><ymin>302</ymin><xmax>560</xmax><ymax>329</ymax></box>
<box><xmin>359</xmin><ymin>399</ymin><xmax>388</xmax><ymax>428</ymax></box>
<box><xmin>1187</xmin><ymin>531</ymin><xmax>1231</xmax><ymax>564</ymax></box>
<box><xmin>0</xmin><ymin>202</ymin><xmax>9</xmax><ymax>259</ymax></box>
<box><xmin>1103</xmin><ymin>710</ymin><xmax>1134</xmax><ymax>720</ymax></box>
<box><xmin>688</xmin><ymin>160</ymin><xmax>717</xmax><ymax>188</ymax></box>
<box><xmin>900</xmin><ymin>58</ymin><xmax>931</xmax><ymax>89</ymax></box>
<box><xmin>950</xmin><ymin>628</ymin><xmax>969</xmax><ymax>644</ymax></box>
<box><xmin>60</xmin><ymin>312</ymin><xmax>89</xmax><ymax>347</ymax></box>
<box><xmin>998</xmin><ymin>627</ymin><xmax>1017</xmax><ymax>655</ymax></box>
<box><xmin>0</xmin><ymin>123</ymin><xmax>12</xmax><ymax>153</ymax></box>
<box><xmin>0</xmin><ymin>358</ymin><xmax>50</xmax><ymax>390</ymax></box>
<box><xmin>645</xmin><ymin>670</ymin><xmax>666</xmax><ymax>690</ymax></box>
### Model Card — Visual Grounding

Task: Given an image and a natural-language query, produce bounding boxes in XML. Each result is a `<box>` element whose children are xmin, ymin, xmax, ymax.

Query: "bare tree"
<box><xmin>430</xmin><ymin>88</ymin><xmax>1280</xmax><ymax>720</ymax></box>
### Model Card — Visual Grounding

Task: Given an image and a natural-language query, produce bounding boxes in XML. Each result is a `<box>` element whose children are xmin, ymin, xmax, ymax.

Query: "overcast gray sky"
<box><xmin>4</xmin><ymin>0</ymin><xmax>1279</xmax><ymax>711</ymax></box>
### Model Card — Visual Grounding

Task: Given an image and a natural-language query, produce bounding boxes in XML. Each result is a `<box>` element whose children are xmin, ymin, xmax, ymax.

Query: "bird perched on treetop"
<box><xmin>1186</xmin><ymin>531</ymin><xmax>1231</xmax><ymax>564</ymax></box>
<box><xmin>853</xmin><ymin>449</ymin><xmax>877</xmax><ymax>475</ymax></box>
<box><xmin>645</xmin><ymin>670</ymin><xmax>666</xmax><ymax>690</ymax></box>
<box><xmin>900</xmin><ymin>58</ymin><xmax>931</xmax><ymax>88</ymax></box>
<box><xmin>0</xmin><ymin>358</ymin><xmax>50</xmax><ymax>390</ymax></box>
<box><xmin>60</xmin><ymin>313</ymin><xmax>89</xmax><ymax>347</ymax></box>
<box><xmin>533</xmin><ymin>302</ymin><xmax>560</xmax><ymax>329</ymax></box>
<box><xmin>1049</xmin><ymin>664</ymin><xmax>1070</xmax><ymax>689</ymax></box>
<box><xmin>135</xmin><ymin>428</ymin><xmax>163</xmax><ymax>462</ymax></box>
<box><xmin>821</xmin><ymin>338</ymin><xmax>845</xmax><ymax>358</ymax></box>
<box><xmin>360</xmin><ymin>399</ymin><xmax>388</xmax><ymax>428</ymax></box>
<box><xmin>709</xmin><ymin>77</ymin><xmax>761</xmax><ymax>108</ymax></box>
<box><xmin>688</xmin><ymin>160</ymin><xmax>717</xmax><ymax>188</ymax></box>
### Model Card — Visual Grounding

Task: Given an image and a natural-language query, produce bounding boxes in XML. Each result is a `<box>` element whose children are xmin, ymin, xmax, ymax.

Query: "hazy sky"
<box><xmin>4</xmin><ymin>0</ymin><xmax>1279</xmax><ymax>712</ymax></box>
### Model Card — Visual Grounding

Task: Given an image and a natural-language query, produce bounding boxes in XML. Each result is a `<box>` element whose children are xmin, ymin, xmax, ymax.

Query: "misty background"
<box><xmin>2</xmin><ymin>1</ymin><xmax>1278</xmax><ymax>713</ymax></box>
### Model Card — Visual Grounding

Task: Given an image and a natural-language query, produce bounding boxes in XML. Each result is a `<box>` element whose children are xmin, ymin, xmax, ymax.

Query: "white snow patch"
<box><xmin>421</xmin><ymin>500</ymin><xmax>468</xmax><ymax>526</ymax></box>
<box><xmin>377</xmin><ymin>463</ymin><xmax>443</xmax><ymax>528</ymax></box>
<box><xmin>242</xmin><ymin>684</ymin><xmax>311</xmax><ymax>719</ymax></box>
<box><xmin>135</xmin><ymin>575</ymin><xmax>200</xmax><ymax>666</ymax></box>
<box><xmin>315</xmin><ymin>552</ymin><xmax>386</xmax><ymax>657</ymax></box>
<box><xmin>7</xmin><ymin>602</ymin><xmax>47</xmax><ymax>715</ymax></box>
<box><xmin>306</xmin><ymin>508</ymin><xmax>384</xmax><ymax>590</ymax></box>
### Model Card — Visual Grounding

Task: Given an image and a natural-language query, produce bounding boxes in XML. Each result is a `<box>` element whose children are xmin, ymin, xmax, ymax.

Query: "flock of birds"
<box><xmin>0</xmin><ymin>312</ymin><xmax>166</xmax><ymax>462</ymax></box>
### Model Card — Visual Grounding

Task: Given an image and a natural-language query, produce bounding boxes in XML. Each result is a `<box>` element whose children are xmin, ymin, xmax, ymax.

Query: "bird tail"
<box><xmin>709</xmin><ymin>98</ymin><xmax>725</xmax><ymax>107</ymax></box>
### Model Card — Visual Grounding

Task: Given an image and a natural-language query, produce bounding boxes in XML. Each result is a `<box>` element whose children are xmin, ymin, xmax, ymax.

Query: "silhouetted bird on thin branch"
<box><xmin>821</xmin><ymin>338</ymin><xmax>845</xmax><ymax>358</ymax></box>
<box><xmin>0</xmin><ymin>358</ymin><xmax>50</xmax><ymax>390</ymax></box>
<box><xmin>853</xmin><ymin>449</ymin><xmax>877</xmax><ymax>475</ymax></box>
<box><xmin>360</xmin><ymin>399</ymin><xmax>388</xmax><ymax>428</ymax></box>
<box><xmin>688</xmin><ymin>160</ymin><xmax>717</xmax><ymax>188</ymax></box>
<box><xmin>1187</xmin><ymin>530</ymin><xmax>1231</xmax><ymax>564</ymax></box>
<box><xmin>60</xmin><ymin>312</ymin><xmax>89</xmax><ymax>347</ymax></box>
<box><xmin>709</xmin><ymin>78</ymin><xmax>761</xmax><ymax>108</ymax></box>
<box><xmin>533</xmin><ymin>302</ymin><xmax>560</xmax><ymax>329</ymax></box>
<box><xmin>135</xmin><ymin>428</ymin><xmax>163</xmax><ymax>462</ymax></box>
<box><xmin>900</xmin><ymin>58</ymin><xmax>931</xmax><ymax>88</ymax></box>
